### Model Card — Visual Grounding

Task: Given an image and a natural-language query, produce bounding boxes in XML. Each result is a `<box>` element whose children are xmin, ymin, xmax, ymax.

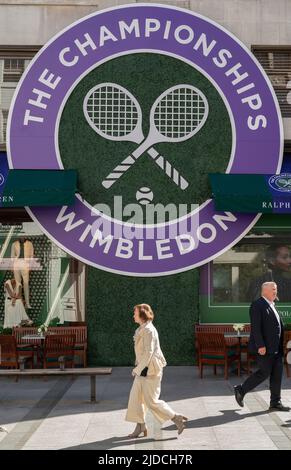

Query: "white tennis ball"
<box><xmin>135</xmin><ymin>187</ymin><xmax>154</xmax><ymax>205</ymax></box>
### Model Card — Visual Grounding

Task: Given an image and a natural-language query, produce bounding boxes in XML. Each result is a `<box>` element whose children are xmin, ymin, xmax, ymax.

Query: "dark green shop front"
<box><xmin>0</xmin><ymin>155</ymin><xmax>199</xmax><ymax>366</ymax></box>
<box><xmin>4</xmin><ymin>209</ymin><xmax>291</xmax><ymax>367</ymax></box>
<box><xmin>2</xmin><ymin>155</ymin><xmax>291</xmax><ymax>366</ymax></box>
<box><xmin>0</xmin><ymin>207</ymin><xmax>199</xmax><ymax>367</ymax></box>
<box><xmin>199</xmin><ymin>213</ymin><xmax>291</xmax><ymax>327</ymax></box>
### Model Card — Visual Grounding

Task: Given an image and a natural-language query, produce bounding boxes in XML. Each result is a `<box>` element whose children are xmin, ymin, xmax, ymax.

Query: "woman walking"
<box><xmin>125</xmin><ymin>303</ymin><xmax>188</xmax><ymax>438</ymax></box>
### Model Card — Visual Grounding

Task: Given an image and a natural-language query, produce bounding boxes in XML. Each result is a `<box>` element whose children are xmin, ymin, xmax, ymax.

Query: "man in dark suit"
<box><xmin>234</xmin><ymin>282</ymin><xmax>290</xmax><ymax>411</ymax></box>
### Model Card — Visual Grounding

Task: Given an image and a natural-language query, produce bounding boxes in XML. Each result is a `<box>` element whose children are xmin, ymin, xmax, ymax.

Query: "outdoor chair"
<box><xmin>48</xmin><ymin>326</ymin><xmax>87</xmax><ymax>367</ymax></box>
<box><xmin>43</xmin><ymin>334</ymin><xmax>76</xmax><ymax>368</ymax></box>
<box><xmin>196</xmin><ymin>331</ymin><xmax>240</xmax><ymax>379</ymax></box>
<box><xmin>0</xmin><ymin>335</ymin><xmax>33</xmax><ymax>370</ymax></box>
<box><xmin>195</xmin><ymin>324</ymin><xmax>239</xmax><ymax>353</ymax></box>
<box><xmin>12</xmin><ymin>326</ymin><xmax>40</xmax><ymax>364</ymax></box>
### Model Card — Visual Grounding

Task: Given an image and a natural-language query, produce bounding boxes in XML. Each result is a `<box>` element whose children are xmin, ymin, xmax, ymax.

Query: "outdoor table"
<box><xmin>22</xmin><ymin>334</ymin><xmax>45</xmax><ymax>341</ymax></box>
<box><xmin>224</xmin><ymin>332</ymin><xmax>250</xmax><ymax>374</ymax></box>
<box><xmin>21</xmin><ymin>334</ymin><xmax>45</xmax><ymax>367</ymax></box>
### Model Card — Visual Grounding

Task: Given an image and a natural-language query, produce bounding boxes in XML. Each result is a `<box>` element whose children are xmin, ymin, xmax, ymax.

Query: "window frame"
<box><xmin>251</xmin><ymin>44</ymin><xmax>291</xmax><ymax>119</ymax></box>
<box><xmin>0</xmin><ymin>46</ymin><xmax>41</xmax><ymax>151</ymax></box>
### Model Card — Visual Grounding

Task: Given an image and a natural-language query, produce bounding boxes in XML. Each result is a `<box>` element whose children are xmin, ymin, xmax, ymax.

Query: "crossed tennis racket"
<box><xmin>277</xmin><ymin>178</ymin><xmax>291</xmax><ymax>188</ymax></box>
<box><xmin>83</xmin><ymin>82</ymin><xmax>209</xmax><ymax>190</ymax></box>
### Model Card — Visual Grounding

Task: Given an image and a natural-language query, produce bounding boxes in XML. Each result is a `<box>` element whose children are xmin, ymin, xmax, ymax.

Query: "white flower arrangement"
<box><xmin>37</xmin><ymin>324</ymin><xmax>48</xmax><ymax>334</ymax></box>
<box><xmin>233</xmin><ymin>323</ymin><xmax>245</xmax><ymax>334</ymax></box>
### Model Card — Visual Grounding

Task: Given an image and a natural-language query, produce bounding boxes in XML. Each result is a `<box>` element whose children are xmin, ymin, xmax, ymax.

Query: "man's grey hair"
<box><xmin>261</xmin><ymin>281</ymin><xmax>277</xmax><ymax>291</ymax></box>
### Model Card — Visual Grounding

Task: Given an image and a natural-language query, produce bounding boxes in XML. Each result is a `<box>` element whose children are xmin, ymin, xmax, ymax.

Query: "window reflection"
<box><xmin>213</xmin><ymin>231</ymin><xmax>291</xmax><ymax>304</ymax></box>
<box><xmin>0</xmin><ymin>222</ymin><xmax>85</xmax><ymax>328</ymax></box>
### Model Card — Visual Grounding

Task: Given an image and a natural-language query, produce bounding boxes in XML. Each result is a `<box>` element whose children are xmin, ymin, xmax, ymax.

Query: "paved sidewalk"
<box><xmin>1</xmin><ymin>366</ymin><xmax>291</xmax><ymax>450</ymax></box>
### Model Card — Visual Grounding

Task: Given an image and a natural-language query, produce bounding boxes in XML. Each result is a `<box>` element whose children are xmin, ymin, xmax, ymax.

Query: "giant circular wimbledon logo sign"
<box><xmin>8</xmin><ymin>3</ymin><xmax>283</xmax><ymax>276</ymax></box>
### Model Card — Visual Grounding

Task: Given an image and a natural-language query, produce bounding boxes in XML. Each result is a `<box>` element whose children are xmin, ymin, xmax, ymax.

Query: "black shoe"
<box><xmin>269</xmin><ymin>401</ymin><xmax>290</xmax><ymax>412</ymax></box>
<box><xmin>234</xmin><ymin>385</ymin><xmax>244</xmax><ymax>408</ymax></box>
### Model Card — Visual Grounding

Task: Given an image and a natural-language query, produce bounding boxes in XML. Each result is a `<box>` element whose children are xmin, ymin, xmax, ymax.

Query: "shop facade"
<box><xmin>1</xmin><ymin>0</ymin><xmax>291</xmax><ymax>366</ymax></box>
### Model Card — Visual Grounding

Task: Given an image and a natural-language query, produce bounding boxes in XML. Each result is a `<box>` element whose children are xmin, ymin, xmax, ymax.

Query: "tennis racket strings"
<box><xmin>154</xmin><ymin>87</ymin><xmax>206</xmax><ymax>139</ymax></box>
<box><xmin>86</xmin><ymin>84</ymin><xmax>139</xmax><ymax>139</ymax></box>
<box><xmin>84</xmin><ymin>83</ymin><xmax>189</xmax><ymax>190</ymax></box>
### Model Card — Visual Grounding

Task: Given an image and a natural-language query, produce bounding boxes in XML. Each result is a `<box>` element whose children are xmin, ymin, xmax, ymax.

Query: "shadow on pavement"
<box><xmin>62</xmin><ymin>435</ymin><xmax>177</xmax><ymax>450</ymax></box>
<box><xmin>162</xmin><ymin>409</ymin><xmax>270</xmax><ymax>431</ymax></box>
<box><xmin>1</xmin><ymin>367</ymin><xmax>290</xmax><ymax>426</ymax></box>
<box><xmin>281</xmin><ymin>419</ymin><xmax>291</xmax><ymax>428</ymax></box>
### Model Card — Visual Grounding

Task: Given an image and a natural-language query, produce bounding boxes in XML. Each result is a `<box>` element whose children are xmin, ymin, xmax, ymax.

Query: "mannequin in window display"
<box><xmin>11</xmin><ymin>237</ymin><xmax>34</xmax><ymax>309</ymax></box>
<box><xmin>3</xmin><ymin>278</ymin><xmax>32</xmax><ymax>328</ymax></box>
<box><xmin>247</xmin><ymin>245</ymin><xmax>291</xmax><ymax>302</ymax></box>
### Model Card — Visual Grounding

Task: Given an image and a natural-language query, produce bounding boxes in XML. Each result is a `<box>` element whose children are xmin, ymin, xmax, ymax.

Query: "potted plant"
<box><xmin>233</xmin><ymin>323</ymin><xmax>245</xmax><ymax>335</ymax></box>
<box><xmin>37</xmin><ymin>324</ymin><xmax>48</xmax><ymax>335</ymax></box>
<box><xmin>0</xmin><ymin>327</ymin><xmax>12</xmax><ymax>335</ymax></box>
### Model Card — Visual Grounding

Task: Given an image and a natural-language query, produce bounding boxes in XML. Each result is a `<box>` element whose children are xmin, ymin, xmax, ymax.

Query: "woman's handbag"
<box><xmin>140</xmin><ymin>367</ymin><xmax>148</xmax><ymax>377</ymax></box>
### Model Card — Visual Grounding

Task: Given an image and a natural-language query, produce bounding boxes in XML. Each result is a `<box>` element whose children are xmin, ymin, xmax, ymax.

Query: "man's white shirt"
<box><xmin>262</xmin><ymin>296</ymin><xmax>281</xmax><ymax>335</ymax></box>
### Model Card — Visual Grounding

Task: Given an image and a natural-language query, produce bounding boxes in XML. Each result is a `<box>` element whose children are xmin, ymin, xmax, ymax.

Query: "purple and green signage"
<box><xmin>0</xmin><ymin>153</ymin><xmax>10</xmax><ymax>206</ymax></box>
<box><xmin>0</xmin><ymin>155</ymin><xmax>76</xmax><ymax>207</ymax></box>
<box><xmin>8</xmin><ymin>3</ymin><xmax>283</xmax><ymax>276</ymax></box>
<box><xmin>210</xmin><ymin>173</ymin><xmax>291</xmax><ymax>213</ymax></box>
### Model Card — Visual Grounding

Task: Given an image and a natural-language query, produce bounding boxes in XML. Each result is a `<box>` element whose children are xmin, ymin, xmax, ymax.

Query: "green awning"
<box><xmin>0</xmin><ymin>170</ymin><xmax>77</xmax><ymax>207</ymax></box>
<box><xmin>209</xmin><ymin>173</ymin><xmax>291</xmax><ymax>213</ymax></box>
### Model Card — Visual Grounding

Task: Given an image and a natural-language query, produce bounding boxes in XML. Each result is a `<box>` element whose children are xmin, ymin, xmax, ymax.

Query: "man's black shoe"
<box><xmin>269</xmin><ymin>401</ymin><xmax>290</xmax><ymax>412</ymax></box>
<box><xmin>234</xmin><ymin>385</ymin><xmax>244</xmax><ymax>407</ymax></box>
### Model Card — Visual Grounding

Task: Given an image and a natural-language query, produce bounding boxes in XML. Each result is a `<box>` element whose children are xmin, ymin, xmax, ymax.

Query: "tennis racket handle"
<box><xmin>102</xmin><ymin>155</ymin><xmax>136</xmax><ymax>189</ymax></box>
<box><xmin>147</xmin><ymin>148</ymin><xmax>189</xmax><ymax>190</ymax></box>
<box><xmin>102</xmin><ymin>150</ymin><xmax>189</xmax><ymax>191</ymax></box>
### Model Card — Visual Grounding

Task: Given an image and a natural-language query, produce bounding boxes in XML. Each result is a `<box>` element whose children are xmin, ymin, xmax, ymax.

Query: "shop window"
<box><xmin>0</xmin><ymin>219</ymin><xmax>86</xmax><ymax>328</ymax></box>
<box><xmin>0</xmin><ymin>47</ymin><xmax>40</xmax><ymax>148</ymax></box>
<box><xmin>211</xmin><ymin>230</ymin><xmax>291</xmax><ymax>305</ymax></box>
<box><xmin>252</xmin><ymin>46</ymin><xmax>291</xmax><ymax>117</ymax></box>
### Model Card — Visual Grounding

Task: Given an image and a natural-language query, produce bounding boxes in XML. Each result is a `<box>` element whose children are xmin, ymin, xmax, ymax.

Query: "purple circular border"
<box><xmin>8</xmin><ymin>4</ymin><xmax>283</xmax><ymax>276</ymax></box>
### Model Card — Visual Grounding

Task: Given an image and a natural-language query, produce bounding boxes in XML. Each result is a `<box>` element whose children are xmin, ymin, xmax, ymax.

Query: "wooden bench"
<box><xmin>0</xmin><ymin>367</ymin><xmax>112</xmax><ymax>402</ymax></box>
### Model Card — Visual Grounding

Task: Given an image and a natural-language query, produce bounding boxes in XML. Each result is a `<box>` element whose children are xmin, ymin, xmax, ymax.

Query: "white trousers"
<box><xmin>125</xmin><ymin>373</ymin><xmax>175</xmax><ymax>424</ymax></box>
<box><xmin>13</xmin><ymin>260</ymin><xmax>30</xmax><ymax>306</ymax></box>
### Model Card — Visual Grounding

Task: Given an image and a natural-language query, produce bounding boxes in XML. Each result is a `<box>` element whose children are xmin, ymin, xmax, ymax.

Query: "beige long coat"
<box><xmin>126</xmin><ymin>320</ymin><xmax>175</xmax><ymax>424</ymax></box>
<box><xmin>132</xmin><ymin>320</ymin><xmax>167</xmax><ymax>376</ymax></box>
